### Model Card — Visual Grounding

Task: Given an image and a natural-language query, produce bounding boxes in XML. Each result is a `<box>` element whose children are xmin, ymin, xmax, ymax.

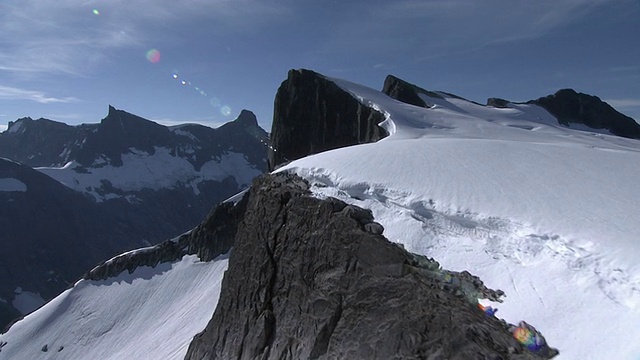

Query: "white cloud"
<box><xmin>0</xmin><ymin>124</ymin><xmax>7</xmax><ymax>132</ymax></box>
<box><xmin>0</xmin><ymin>85</ymin><xmax>79</xmax><ymax>104</ymax></box>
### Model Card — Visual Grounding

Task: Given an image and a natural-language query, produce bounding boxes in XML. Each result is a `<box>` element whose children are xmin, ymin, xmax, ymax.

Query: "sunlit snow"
<box><xmin>11</xmin><ymin>288</ymin><xmax>45</xmax><ymax>315</ymax></box>
<box><xmin>0</xmin><ymin>254</ymin><xmax>228</xmax><ymax>360</ymax></box>
<box><xmin>277</xmin><ymin>77</ymin><xmax>640</xmax><ymax>359</ymax></box>
<box><xmin>37</xmin><ymin>147</ymin><xmax>261</xmax><ymax>201</ymax></box>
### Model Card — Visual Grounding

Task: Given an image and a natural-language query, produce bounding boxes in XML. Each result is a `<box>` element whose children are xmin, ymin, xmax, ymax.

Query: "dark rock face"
<box><xmin>487</xmin><ymin>97</ymin><xmax>511</xmax><ymax>108</ymax></box>
<box><xmin>0</xmin><ymin>106</ymin><xmax>268</xmax><ymax>170</ymax></box>
<box><xmin>0</xmin><ymin>118</ymin><xmax>97</xmax><ymax>167</ymax></box>
<box><xmin>382</xmin><ymin>75</ymin><xmax>443</xmax><ymax>107</ymax></box>
<box><xmin>184</xmin><ymin>173</ymin><xmax>556</xmax><ymax>360</ymax></box>
<box><xmin>268</xmin><ymin>69</ymin><xmax>388</xmax><ymax>171</ymax></box>
<box><xmin>528</xmin><ymin>89</ymin><xmax>640</xmax><ymax>139</ymax></box>
<box><xmin>84</xmin><ymin>193</ymin><xmax>248</xmax><ymax>281</ymax></box>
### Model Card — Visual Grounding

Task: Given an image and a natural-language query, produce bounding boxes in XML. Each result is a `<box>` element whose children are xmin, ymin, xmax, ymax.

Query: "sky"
<box><xmin>0</xmin><ymin>0</ymin><xmax>639</xmax><ymax>133</ymax></box>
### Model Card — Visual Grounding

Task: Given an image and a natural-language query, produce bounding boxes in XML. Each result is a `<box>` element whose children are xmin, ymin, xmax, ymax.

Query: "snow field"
<box><xmin>276</xmin><ymin>77</ymin><xmax>640</xmax><ymax>359</ymax></box>
<box><xmin>37</xmin><ymin>147</ymin><xmax>261</xmax><ymax>202</ymax></box>
<box><xmin>0</xmin><ymin>254</ymin><xmax>228</xmax><ymax>360</ymax></box>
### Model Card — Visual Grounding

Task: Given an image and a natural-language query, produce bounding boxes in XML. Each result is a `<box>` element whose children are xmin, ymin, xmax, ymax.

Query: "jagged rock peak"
<box><xmin>234</xmin><ymin>109</ymin><xmax>259</xmax><ymax>127</ymax></box>
<box><xmin>382</xmin><ymin>75</ymin><xmax>443</xmax><ymax>107</ymax></box>
<box><xmin>185</xmin><ymin>172</ymin><xmax>558</xmax><ymax>360</ymax></box>
<box><xmin>268</xmin><ymin>69</ymin><xmax>388</xmax><ymax>171</ymax></box>
<box><xmin>528</xmin><ymin>89</ymin><xmax>640</xmax><ymax>139</ymax></box>
<box><xmin>104</xmin><ymin>105</ymin><xmax>163</xmax><ymax>129</ymax></box>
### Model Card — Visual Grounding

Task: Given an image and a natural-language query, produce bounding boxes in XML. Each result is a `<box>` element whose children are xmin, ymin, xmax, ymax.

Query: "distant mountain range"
<box><xmin>0</xmin><ymin>107</ymin><xmax>268</xmax><ymax>328</ymax></box>
<box><xmin>1</xmin><ymin>69</ymin><xmax>639</xmax><ymax>359</ymax></box>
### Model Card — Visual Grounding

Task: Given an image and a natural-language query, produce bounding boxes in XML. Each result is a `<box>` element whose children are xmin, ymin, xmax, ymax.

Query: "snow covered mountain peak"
<box><xmin>2</xmin><ymin>70</ymin><xmax>639</xmax><ymax>359</ymax></box>
<box><xmin>277</xmin><ymin>71</ymin><xmax>640</xmax><ymax>359</ymax></box>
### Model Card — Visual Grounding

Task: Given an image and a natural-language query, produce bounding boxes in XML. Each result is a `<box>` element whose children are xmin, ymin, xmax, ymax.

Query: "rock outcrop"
<box><xmin>382</xmin><ymin>74</ymin><xmax>443</xmax><ymax>107</ymax></box>
<box><xmin>528</xmin><ymin>89</ymin><xmax>640</xmax><ymax>139</ymax></box>
<box><xmin>487</xmin><ymin>97</ymin><xmax>511</xmax><ymax>108</ymax></box>
<box><xmin>268</xmin><ymin>69</ymin><xmax>388</xmax><ymax>171</ymax></box>
<box><xmin>184</xmin><ymin>173</ymin><xmax>557</xmax><ymax>360</ymax></box>
<box><xmin>84</xmin><ymin>193</ymin><xmax>248</xmax><ymax>281</ymax></box>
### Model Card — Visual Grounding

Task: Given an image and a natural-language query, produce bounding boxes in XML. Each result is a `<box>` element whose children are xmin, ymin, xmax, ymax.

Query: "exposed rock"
<box><xmin>84</xmin><ymin>190</ymin><xmax>249</xmax><ymax>281</ymax></box>
<box><xmin>487</xmin><ymin>97</ymin><xmax>511</xmax><ymax>108</ymax></box>
<box><xmin>184</xmin><ymin>173</ymin><xmax>557</xmax><ymax>360</ymax></box>
<box><xmin>382</xmin><ymin>75</ymin><xmax>443</xmax><ymax>107</ymax></box>
<box><xmin>268</xmin><ymin>69</ymin><xmax>388</xmax><ymax>171</ymax></box>
<box><xmin>528</xmin><ymin>89</ymin><xmax>640</xmax><ymax>139</ymax></box>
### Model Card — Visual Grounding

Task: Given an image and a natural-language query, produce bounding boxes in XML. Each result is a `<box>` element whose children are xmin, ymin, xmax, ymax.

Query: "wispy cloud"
<box><xmin>0</xmin><ymin>85</ymin><xmax>79</xmax><ymax>103</ymax></box>
<box><xmin>0</xmin><ymin>0</ymin><xmax>288</xmax><ymax>77</ymax></box>
<box><xmin>604</xmin><ymin>99</ymin><xmax>640</xmax><ymax>121</ymax></box>
<box><xmin>316</xmin><ymin>0</ymin><xmax>615</xmax><ymax>59</ymax></box>
<box><xmin>0</xmin><ymin>124</ymin><xmax>7</xmax><ymax>132</ymax></box>
<box><xmin>604</xmin><ymin>99</ymin><xmax>640</xmax><ymax>111</ymax></box>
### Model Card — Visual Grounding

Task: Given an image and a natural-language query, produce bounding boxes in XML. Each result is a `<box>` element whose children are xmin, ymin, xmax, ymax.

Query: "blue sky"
<box><xmin>1</xmin><ymin>0</ymin><xmax>639</xmax><ymax>132</ymax></box>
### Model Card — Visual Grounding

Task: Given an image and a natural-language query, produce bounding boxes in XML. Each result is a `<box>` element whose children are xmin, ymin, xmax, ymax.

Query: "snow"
<box><xmin>36</xmin><ymin>147</ymin><xmax>262</xmax><ymax>201</ymax></box>
<box><xmin>3</xmin><ymin>75</ymin><xmax>639</xmax><ymax>359</ymax></box>
<box><xmin>5</xmin><ymin>121</ymin><xmax>24</xmax><ymax>134</ymax></box>
<box><xmin>0</xmin><ymin>254</ymin><xmax>228</xmax><ymax>360</ymax></box>
<box><xmin>11</xmin><ymin>289</ymin><xmax>45</xmax><ymax>315</ymax></box>
<box><xmin>0</xmin><ymin>178</ymin><xmax>27</xmax><ymax>192</ymax></box>
<box><xmin>276</xmin><ymin>76</ymin><xmax>640</xmax><ymax>359</ymax></box>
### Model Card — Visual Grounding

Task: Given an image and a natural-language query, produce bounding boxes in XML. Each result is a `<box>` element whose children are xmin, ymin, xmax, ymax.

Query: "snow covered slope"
<box><xmin>0</xmin><ymin>254</ymin><xmax>228</xmax><ymax>360</ymax></box>
<box><xmin>277</xmin><ymin>77</ymin><xmax>640</xmax><ymax>359</ymax></box>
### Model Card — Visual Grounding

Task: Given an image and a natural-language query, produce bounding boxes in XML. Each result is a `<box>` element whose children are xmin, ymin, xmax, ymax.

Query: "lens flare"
<box><xmin>93</xmin><ymin>9</ymin><xmax>100</xmax><ymax>15</ymax></box>
<box><xmin>171</xmin><ymin>72</ymin><xmax>231</xmax><ymax>116</ymax></box>
<box><xmin>146</xmin><ymin>49</ymin><xmax>161</xmax><ymax>63</ymax></box>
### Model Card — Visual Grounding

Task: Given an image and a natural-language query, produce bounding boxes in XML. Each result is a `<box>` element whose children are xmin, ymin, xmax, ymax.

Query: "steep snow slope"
<box><xmin>0</xmin><ymin>254</ymin><xmax>228</xmax><ymax>360</ymax></box>
<box><xmin>278</xmin><ymin>77</ymin><xmax>640</xmax><ymax>359</ymax></box>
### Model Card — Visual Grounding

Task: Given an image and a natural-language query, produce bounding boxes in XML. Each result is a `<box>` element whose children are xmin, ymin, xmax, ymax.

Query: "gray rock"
<box><xmin>184</xmin><ymin>173</ymin><xmax>557</xmax><ymax>360</ymax></box>
<box><xmin>382</xmin><ymin>75</ymin><xmax>443</xmax><ymax>107</ymax></box>
<box><xmin>487</xmin><ymin>97</ymin><xmax>511</xmax><ymax>108</ymax></box>
<box><xmin>528</xmin><ymin>89</ymin><xmax>640</xmax><ymax>139</ymax></box>
<box><xmin>268</xmin><ymin>69</ymin><xmax>388</xmax><ymax>171</ymax></box>
<box><xmin>364</xmin><ymin>222</ymin><xmax>384</xmax><ymax>235</ymax></box>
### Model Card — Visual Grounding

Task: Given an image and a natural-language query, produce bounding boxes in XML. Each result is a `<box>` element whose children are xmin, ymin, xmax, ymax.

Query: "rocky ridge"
<box><xmin>381</xmin><ymin>75</ymin><xmax>640</xmax><ymax>139</ymax></box>
<box><xmin>527</xmin><ymin>89</ymin><xmax>640</xmax><ymax>139</ymax></box>
<box><xmin>183</xmin><ymin>173</ymin><xmax>557</xmax><ymax>359</ymax></box>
